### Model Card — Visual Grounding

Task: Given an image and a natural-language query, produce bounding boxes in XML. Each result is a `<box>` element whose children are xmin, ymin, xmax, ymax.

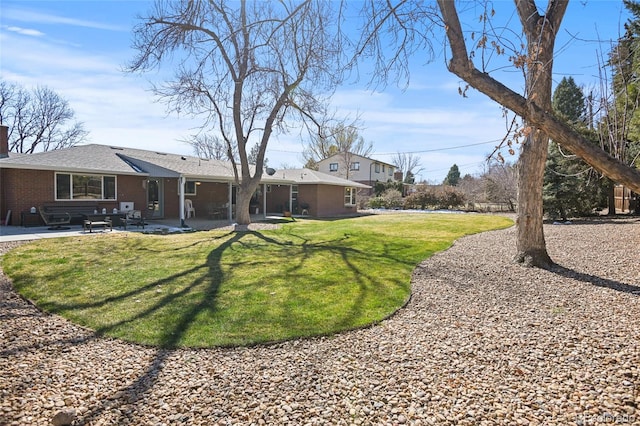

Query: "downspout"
<box><xmin>179</xmin><ymin>175</ymin><xmax>186</xmax><ymax>227</ymax></box>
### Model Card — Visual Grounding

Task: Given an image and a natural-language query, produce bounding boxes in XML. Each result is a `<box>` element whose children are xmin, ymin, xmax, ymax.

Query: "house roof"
<box><xmin>0</xmin><ymin>145</ymin><xmax>145</xmax><ymax>175</ymax></box>
<box><xmin>269</xmin><ymin>168</ymin><xmax>370</xmax><ymax>189</ymax></box>
<box><xmin>318</xmin><ymin>153</ymin><xmax>397</xmax><ymax>168</ymax></box>
<box><xmin>0</xmin><ymin>144</ymin><xmax>367</xmax><ymax>188</ymax></box>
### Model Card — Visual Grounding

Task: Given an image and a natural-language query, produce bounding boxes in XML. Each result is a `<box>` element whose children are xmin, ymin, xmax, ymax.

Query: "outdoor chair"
<box><xmin>122</xmin><ymin>210</ymin><xmax>145</xmax><ymax>229</ymax></box>
<box><xmin>38</xmin><ymin>206</ymin><xmax>71</xmax><ymax>230</ymax></box>
<box><xmin>185</xmin><ymin>199</ymin><xmax>196</xmax><ymax>218</ymax></box>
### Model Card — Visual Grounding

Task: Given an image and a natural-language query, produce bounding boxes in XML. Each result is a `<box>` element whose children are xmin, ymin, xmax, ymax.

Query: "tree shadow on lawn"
<box><xmin>27</xmin><ymin>228</ymin><xmax>408</xmax><ymax>424</ymax></box>
<box><xmin>247</xmin><ymin>230</ymin><xmax>412</xmax><ymax>331</ymax></box>
<box><xmin>71</xmin><ymin>230</ymin><xmax>246</xmax><ymax>424</ymax></box>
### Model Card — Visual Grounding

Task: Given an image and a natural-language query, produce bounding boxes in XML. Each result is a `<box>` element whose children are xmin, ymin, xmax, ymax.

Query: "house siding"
<box><xmin>0</xmin><ymin>169</ymin><xmax>149</xmax><ymax>226</ymax></box>
<box><xmin>318</xmin><ymin>154</ymin><xmax>398</xmax><ymax>192</ymax></box>
<box><xmin>266</xmin><ymin>185</ymin><xmax>291</xmax><ymax>214</ymax></box>
<box><xmin>264</xmin><ymin>184</ymin><xmax>357</xmax><ymax>217</ymax></box>
<box><xmin>315</xmin><ymin>185</ymin><xmax>356</xmax><ymax>217</ymax></box>
<box><xmin>181</xmin><ymin>181</ymin><xmax>230</xmax><ymax>218</ymax></box>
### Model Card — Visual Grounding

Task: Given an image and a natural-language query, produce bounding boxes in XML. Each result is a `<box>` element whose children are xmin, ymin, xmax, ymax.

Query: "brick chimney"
<box><xmin>0</xmin><ymin>125</ymin><xmax>8</xmax><ymax>158</ymax></box>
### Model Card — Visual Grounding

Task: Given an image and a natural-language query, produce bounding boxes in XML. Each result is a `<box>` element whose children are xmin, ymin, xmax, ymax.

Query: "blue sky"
<box><xmin>0</xmin><ymin>1</ymin><xmax>631</xmax><ymax>182</ymax></box>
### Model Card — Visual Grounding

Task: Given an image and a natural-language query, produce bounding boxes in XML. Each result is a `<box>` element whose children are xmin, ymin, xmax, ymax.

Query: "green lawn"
<box><xmin>2</xmin><ymin>213</ymin><xmax>512</xmax><ymax>348</ymax></box>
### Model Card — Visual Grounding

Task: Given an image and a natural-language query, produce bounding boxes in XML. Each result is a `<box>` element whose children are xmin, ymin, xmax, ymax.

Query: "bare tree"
<box><xmin>0</xmin><ymin>80</ymin><xmax>88</xmax><ymax>153</ymax></box>
<box><xmin>483</xmin><ymin>161</ymin><xmax>518</xmax><ymax>211</ymax></box>
<box><xmin>184</xmin><ymin>133</ymin><xmax>234</xmax><ymax>161</ymax></box>
<box><xmin>357</xmin><ymin>1</ymin><xmax>640</xmax><ymax>268</ymax></box>
<box><xmin>303</xmin><ymin>123</ymin><xmax>372</xmax><ymax>178</ymax></box>
<box><xmin>438</xmin><ymin>0</ymin><xmax>639</xmax><ymax>266</ymax></box>
<box><xmin>128</xmin><ymin>0</ymin><xmax>344</xmax><ymax>224</ymax></box>
<box><xmin>391</xmin><ymin>152</ymin><xmax>422</xmax><ymax>182</ymax></box>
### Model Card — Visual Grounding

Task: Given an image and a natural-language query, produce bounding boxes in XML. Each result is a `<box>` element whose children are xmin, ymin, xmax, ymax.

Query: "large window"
<box><xmin>329</xmin><ymin>163</ymin><xmax>338</xmax><ymax>172</ymax></box>
<box><xmin>345</xmin><ymin>187</ymin><xmax>356</xmax><ymax>206</ymax></box>
<box><xmin>350</xmin><ymin>161</ymin><xmax>360</xmax><ymax>171</ymax></box>
<box><xmin>55</xmin><ymin>173</ymin><xmax>116</xmax><ymax>200</ymax></box>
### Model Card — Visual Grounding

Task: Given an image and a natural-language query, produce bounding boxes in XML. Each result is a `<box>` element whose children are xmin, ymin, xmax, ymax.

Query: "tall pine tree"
<box><xmin>443</xmin><ymin>164</ymin><xmax>461</xmax><ymax>186</ymax></box>
<box><xmin>543</xmin><ymin>77</ymin><xmax>604</xmax><ymax>220</ymax></box>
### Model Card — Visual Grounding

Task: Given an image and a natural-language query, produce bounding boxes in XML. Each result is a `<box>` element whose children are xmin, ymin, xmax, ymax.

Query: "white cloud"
<box><xmin>3</xmin><ymin>7</ymin><xmax>127</xmax><ymax>32</ymax></box>
<box><xmin>4</xmin><ymin>25</ymin><xmax>44</xmax><ymax>37</ymax></box>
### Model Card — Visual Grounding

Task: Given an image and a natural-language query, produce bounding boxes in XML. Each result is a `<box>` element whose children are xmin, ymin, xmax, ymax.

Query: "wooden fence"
<box><xmin>614</xmin><ymin>185</ymin><xmax>631</xmax><ymax>212</ymax></box>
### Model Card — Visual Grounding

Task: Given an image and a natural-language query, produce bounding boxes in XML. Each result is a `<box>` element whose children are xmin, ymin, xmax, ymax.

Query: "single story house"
<box><xmin>0</xmin><ymin>126</ymin><xmax>369</xmax><ymax>227</ymax></box>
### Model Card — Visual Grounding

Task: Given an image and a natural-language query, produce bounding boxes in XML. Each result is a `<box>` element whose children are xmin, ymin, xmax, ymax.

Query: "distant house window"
<box><xmin>55</xmin><ymin>173</ymin><xmax>116</xmax><ymax>200</ymax></box>
<box><xmin>382</xmin><ymin>165</ymin><xmax>386</xmax><ymax>173</ymax></box>
<box><xmin>350</xmin><ymin>161</ymin><xmax>360</xmax><ymax>171</ymax></box>
<box><xmin>375</xmin><ymin>163</ymin><xmax>380</xmax><ymax>173</ymax></box>
<box><xmin>388</xmin><ymin>167</ymin><xmax>393</xmax><ymax>176</ymax></box>
<box><xmin>183</xmin><ymin>180</ymin><xmax>197</xmax><ymax>195</ymax></box>
<box><xmin>329</xmin><ymin>163</ymin><xmax>338</xmax><ymax>172</ymax></box>
<box><xmin>345</xmin><ymin>187</ymin><xmax>356</xmax><ymax>206</ymax></box>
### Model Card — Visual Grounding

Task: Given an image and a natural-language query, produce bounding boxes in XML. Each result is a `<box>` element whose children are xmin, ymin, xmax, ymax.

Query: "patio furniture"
<box><xmin>206</xmin><ymin>203</ymin><xmax>226</xmax><ymax>220</ymax></box>
<box><xmin>38</xmin><ymin>206</ymin><xmax>71</xmax><ymax>230</ymax></box>
<box><xmin>83</xmin><ymin>217</ymin><xmax>112</xmax><ymax>233</ymax></box>
<box><xmin>41</xmin><ymin>203</ymin><xmax>100</xmax><ymax>225</ymax></box>
<box><xmin>185</xmin><ymin>199</ymin><xmax>196</xmax><ymax>218</ymax></box>
<box><xmin>122</xmin><ymin>210</ymin><xmax>145</xmax><ymax>229</ymax></box>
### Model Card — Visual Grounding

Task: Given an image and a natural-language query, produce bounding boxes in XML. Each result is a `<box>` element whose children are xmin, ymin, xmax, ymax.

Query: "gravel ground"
<box><xmin>1</xmin><ymin>217</ymin><xmax>639</xmax><ymax>425</ymax></box>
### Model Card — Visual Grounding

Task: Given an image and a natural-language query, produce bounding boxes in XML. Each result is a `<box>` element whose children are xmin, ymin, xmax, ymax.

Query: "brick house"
<box><xmin>0</xmin><ymin>126</ymin><xmax>369</xmax><ymax>227</ymax></box>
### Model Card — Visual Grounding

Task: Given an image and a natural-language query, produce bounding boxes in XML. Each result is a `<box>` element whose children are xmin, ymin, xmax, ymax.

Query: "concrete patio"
<box><xmin>0</xmin><ymin>214</ymin><xmax>294</xmax><ymax>242</ymax></box>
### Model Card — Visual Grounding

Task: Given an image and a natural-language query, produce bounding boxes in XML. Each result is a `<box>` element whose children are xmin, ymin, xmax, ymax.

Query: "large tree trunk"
<box><xmin>235</xmin><ymin>179</ymin><xmax>260</xmax><ymax>225</ymax></box>
<box><xmin>510</xmin><ymin>2</ymin><xmax>563</xmax><ymax>268</ymax></box>
<box><xmin>515</xmin><ymin>128</ymin><xmax>552</xmax><ymax>267</ymax></box>
<box><xmin>438</xmin><ymin>0</ymin><xmax>640</xmax><ymax>268</ymax></box>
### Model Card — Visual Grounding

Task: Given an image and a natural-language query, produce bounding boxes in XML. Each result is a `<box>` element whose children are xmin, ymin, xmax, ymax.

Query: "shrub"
<box><xmin>368</xmin><ymin>196</ymin><xmax>386</xmax><ymax>209</ymax></box>
<box><xmin>382</xmin><ymin>189</ymin><xmax>403</xmax><ymax>209</ymax></box>
<box><xmin>436</xmin><ymin>185</ymin><xmax>466</xmax><ymax>209</ymax></box>
<box><xmin>403</xmin><ymin>185</ymin><xmax>465</xmax><ymax>210</ymax></box>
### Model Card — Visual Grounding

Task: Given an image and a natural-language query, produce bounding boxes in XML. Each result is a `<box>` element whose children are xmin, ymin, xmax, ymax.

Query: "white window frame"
<box><xmin>55</xmin><ymin>172</ymin><xmax>117</xmax><ymax>201</ymax></box>
<box><xmin>344</xmin><ymin>187</ymin><xmax>356</xmax><ymax>206</ymax></box>
<box><xmin>182</xmin><ymin>180</ymin><xmax>198</xmax><ymax>196</ymax></box>
<box><xmin>350</xmin><ymin>161</ymin><xmax>360</xmax><ymax>171</ymax></box>
<box><xmin>375</xmin><ymin>163</ymin><xmax>380</xmax><ymax>173</ymax></box>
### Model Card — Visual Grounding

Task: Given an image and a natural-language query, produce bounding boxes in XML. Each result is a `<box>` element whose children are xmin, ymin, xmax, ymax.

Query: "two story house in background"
<box><xmin>317</xmin><ymin>153</ymin><xmax>402</xmax><ymax>195</ymax></box>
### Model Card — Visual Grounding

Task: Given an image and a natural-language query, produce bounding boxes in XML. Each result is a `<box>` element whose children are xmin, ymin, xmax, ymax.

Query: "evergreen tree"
<box><xmin>443</xmin><ymin>164</ymin><xmax>460</xmax><ymax>186</ymax></box>
<box><xmin>552</xmin><ymin>77</ymin><xmax>585</xmax><ymax>124</ymax></box>
<box><xmin>544</xmin><ymin>78</ymin><xmax>604</xmax><ymax>219</ymax></box>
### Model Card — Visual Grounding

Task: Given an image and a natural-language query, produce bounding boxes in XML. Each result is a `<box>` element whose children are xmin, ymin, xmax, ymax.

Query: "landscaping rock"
<box><xmin>51</xmin><ymin>409</ymin><xmax>76</xmax><ymax>426</ymax></box>
<box><xmin>1</xmin><ymin>216</ymin><xmax>638</xmax><ymax>425</ymax></box>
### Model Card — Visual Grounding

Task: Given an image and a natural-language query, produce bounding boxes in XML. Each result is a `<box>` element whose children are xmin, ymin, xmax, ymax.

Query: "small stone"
<box><xmin>52</xmin><ymin>409</ymin><xmax>76</xmax><ymax>426</ymax></box>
